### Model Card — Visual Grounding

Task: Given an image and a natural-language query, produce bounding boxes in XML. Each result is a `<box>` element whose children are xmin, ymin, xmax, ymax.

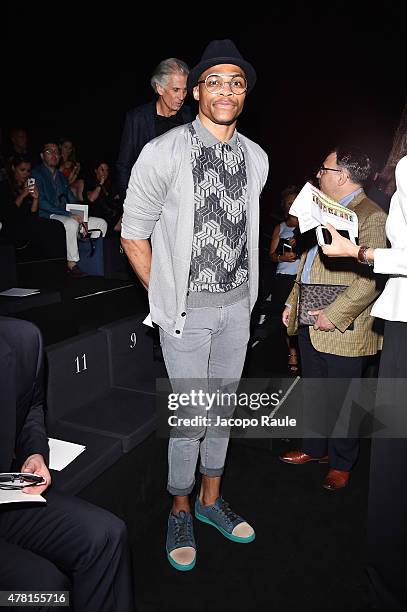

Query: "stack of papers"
<box><xmin>289</xmin><ymin>182</ymin><xmax>359</xmax><ymax>239</ymax></box>
<box><xmin>48</xmin><ymin>438</ymin><xmax>86</xmax><ymax>471</ymax></box>
<box><xmin>0</xmin><ymin>288</ymin><xmax>40</xmax><ymax>297</ymax></box>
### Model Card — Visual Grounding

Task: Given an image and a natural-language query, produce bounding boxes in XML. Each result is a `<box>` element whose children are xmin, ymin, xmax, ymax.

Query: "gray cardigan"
<box><xmin>122</xmin><ymin>121</ymin><xmax>269</xmax><ymax>337</ymax></box>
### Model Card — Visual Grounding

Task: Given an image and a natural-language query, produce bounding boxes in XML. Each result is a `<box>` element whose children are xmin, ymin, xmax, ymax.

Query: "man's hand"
<box><xmin>21</xmin><ymin>454</ymin><xmax>51</xmax><ymax>495</ymax></box>
<box><xmin>308</xmin><ymin>309</ymin><xmax>336</xmax><ymax>331</ymax></box>
<box><xmin>282</xmin><ymin>305</ymin><xmax>291</xmax><ymax>328</ymax></box>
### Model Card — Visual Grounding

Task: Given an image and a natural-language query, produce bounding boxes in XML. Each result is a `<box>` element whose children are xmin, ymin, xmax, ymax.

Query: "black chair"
<box><xmin>45</xmin><ymin>330</ymin><xmax>157</xmax><ymax>453</ymax></box>
<box><xmin>48</xmin><ymin>425</ymin><xmax>122</xmax><ymax>494</ymax></box>
<box><xmin>0</xmin><ymin>243</ymin><xmax>17</xmax><ymax>290</ymax></box>
<box><xmin>0</xmin><ymin>243</ymin><xmax>61</xmax><ymax>314</ymax></box>
<box><xmin>99</xmin><ymin>314</ymin><xmax>167</xmax><ymax>394</ymax></box>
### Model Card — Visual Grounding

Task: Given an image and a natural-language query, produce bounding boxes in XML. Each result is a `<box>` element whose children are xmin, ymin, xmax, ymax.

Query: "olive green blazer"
<box><xmin>286</xmin><ymin>192</ymin><xmax>387</xmax><ymax>357</ymax></box>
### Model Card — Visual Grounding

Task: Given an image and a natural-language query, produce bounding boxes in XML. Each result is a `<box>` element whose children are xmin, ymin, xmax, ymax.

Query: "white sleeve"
<box><xmin>373</xmin><ymin>156</ymin><xmax>407</xmax><ymax>276</ymax></box>
<box><xmin>374</xmin><ymin>247</ymin><xmax>407</xmax><ymax>276</ymax></box>
<box><xmin>121</xmin><ymin>142</ymin><xmax>172</xmax><ymax>240</ymax></box>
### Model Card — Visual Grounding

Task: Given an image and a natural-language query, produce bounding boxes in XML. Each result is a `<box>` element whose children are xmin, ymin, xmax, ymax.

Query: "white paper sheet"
<box><xmin>66</xmin><ymin>203</ymin><xmax>89</xmax><ymax>222</ymax></box>
<box><xmin>48</xmin><ymin>438</ymin><xmax>86</xmax><ymax>471</ymax></box>
<box><xmin>289</xmin><ymin>182</ymin><xmax>359</xmax><ymax>238</ymax></box>
<box><xmin>0</xmin><ymin>288</ymin><xmax>40</xmax><ymax>297</ymax></box>
<box><xmin>0</xmin><ymin>489</ymin><xmax>46</xmax><ymax>505</ymax></box>
<box><xmin>143</xmin><ymin>313</ymin><xmax>154</xmax><ymax>328</ymax></box>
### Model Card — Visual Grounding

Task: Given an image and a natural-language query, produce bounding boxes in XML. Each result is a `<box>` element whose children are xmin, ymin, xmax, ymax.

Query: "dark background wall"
<box><xmin>4</xmin><ymin>3</ymin><xmax>406</xmax><ymax>213</ymax></box>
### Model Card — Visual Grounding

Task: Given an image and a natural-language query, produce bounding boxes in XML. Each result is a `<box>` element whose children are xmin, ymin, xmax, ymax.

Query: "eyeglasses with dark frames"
<box><xmin>319</xmin><ymin>165</ymin><xmax>342</xmax><ymax>174</ymax></box>
<box><xmin>0</xmin><ymin>472</ymin><xmax>45</xmax><ymax>490</ymax></box>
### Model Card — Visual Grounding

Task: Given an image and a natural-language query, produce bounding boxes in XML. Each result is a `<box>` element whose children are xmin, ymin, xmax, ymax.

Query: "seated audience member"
<box><xmin>269</xmin><ymin>185</ymin><xmax>301</xmax><ymax>372</ymax></box>
<box><xmin>0</xmin><ymin>316</ymin><xmax>136</xmax><ymax>611</ymax></box>
<box><xmin>59</xmin><ymin>137</ymin><xmax>84</xmax><ymax>201</ymax></box>
<box><xmin>85</xmin><ymin>160</ymin><xmax>122</xmax><ymax>234</ymax></box>
<box><xmin>6</xmin><ymin>127</ymin><xmax>38</xmax><ymax>167</ymax></box>
<box><xmin>32</xmin><ymin>140</ymin><xmax>107</xmax><ymax>277</ymax></box>
<box><xmin>0</xmin><ymin>155</ymin><xmax>66</xmax><ymax>258</ymax></box>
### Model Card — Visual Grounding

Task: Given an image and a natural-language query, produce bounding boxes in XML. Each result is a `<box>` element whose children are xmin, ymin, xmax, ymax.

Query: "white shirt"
<box><xmin>371</xmin><ymin>155</ymin><xmax>407</xmax><ymax>322</ymax></box>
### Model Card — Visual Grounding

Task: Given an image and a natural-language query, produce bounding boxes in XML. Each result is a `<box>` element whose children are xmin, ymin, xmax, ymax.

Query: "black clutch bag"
<box><xmin>298</xmin><ymin>282</ymin><xmax>348</xmax><ymax>327</ymax></box>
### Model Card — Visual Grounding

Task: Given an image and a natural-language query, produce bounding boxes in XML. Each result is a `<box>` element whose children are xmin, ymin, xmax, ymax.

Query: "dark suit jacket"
<box><xmin>0</xmin><ymin>317</ymin><xmax>49</xmax><ymax>472</ymax></box>
<box><xmin>116</xmin><ymin>100</ymin><xmax>194</xmax><ymax>197</ymax></box>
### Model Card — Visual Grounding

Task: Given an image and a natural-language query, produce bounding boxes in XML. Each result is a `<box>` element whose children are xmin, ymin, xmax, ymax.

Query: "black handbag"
<box><xmin>298</xmin><ymin>282</ymin><xmax>348</xmax><ymax>326</ymax></box>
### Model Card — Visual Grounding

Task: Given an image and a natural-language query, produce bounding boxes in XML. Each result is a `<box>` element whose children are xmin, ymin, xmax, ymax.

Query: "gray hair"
<box><xmin>150</xmin><ymin>58</ymin><xmax>189</xmax><ymax>93</ymax></box>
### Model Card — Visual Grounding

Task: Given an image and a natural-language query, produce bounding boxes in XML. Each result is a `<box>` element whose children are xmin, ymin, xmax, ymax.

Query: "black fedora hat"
<box><xmin>187</xmin><ymin>39</ymin><xmax>257</xmax><ymax>94</ymax></box>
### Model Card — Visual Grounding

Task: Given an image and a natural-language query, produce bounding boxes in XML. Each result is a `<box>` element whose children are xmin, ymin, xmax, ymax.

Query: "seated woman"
<box><xmin>0</xmin><ymin>155</ymin><xmax>66</xmax><ymax>259</ymax></box>
<box><xmin>59</xmin><ymin>137</ymin><xmax>84</xmax><ymax>201</ymax></box>
<box><xmin>269</xmin><ymin>185</ymin><xmax>301</xmax><ymax>373</ymax></box>
<box><xmin>84</xmin><ymin>160</ymin><xmax>122</xmax><ymax>235</ymax></box>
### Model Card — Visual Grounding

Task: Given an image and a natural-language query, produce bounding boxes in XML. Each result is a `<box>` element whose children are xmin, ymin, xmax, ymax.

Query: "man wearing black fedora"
<box><xmin>122</xmin><ymin>39</ymin><xmax>268</xmax><ymax>571</ymax></box>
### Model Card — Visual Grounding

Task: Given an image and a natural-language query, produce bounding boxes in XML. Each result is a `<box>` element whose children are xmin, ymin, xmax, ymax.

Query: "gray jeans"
<box><xmin>159</xmin><ymin>296</ymin><xmax>250</xmax><ymax>495</ymax></box>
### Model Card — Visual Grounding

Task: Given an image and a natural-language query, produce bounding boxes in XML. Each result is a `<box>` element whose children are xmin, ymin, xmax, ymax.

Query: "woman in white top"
<box><xmin>321</xmin><ymin>154</ymin><xmax>407</xmax><ymax>611</ymax></box>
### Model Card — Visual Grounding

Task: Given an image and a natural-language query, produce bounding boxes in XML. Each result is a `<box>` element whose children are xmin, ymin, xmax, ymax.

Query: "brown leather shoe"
<box><xmin>67</xmin><ymin>265</ymin><xmax>88</xmax><ymax>278</ymax></box>
<box><xmin>279</xmin><ymin>450</ymin><xmax>329</xmax><ymax>464</ymax></box>
<box><xmin>323</xmin><ymin>468</ymin><xmax>350</xmax><ymax>491</ymax></box>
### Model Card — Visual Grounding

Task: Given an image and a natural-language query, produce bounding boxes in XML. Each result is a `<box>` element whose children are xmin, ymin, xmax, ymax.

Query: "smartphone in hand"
<box><xmin>27</xmin><ymin>177</ymin><xmax>36</xmax><ymax>192</ymax></box>
<box><xmin>316</xmin><ymin>225</ymin><xmax>357</xmax><ymax>247</ymax></box>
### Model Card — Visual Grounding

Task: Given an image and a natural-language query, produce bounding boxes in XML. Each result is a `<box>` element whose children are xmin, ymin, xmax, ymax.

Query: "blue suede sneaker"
<box><xmin>166</xmin><ymin>511</ymin><xmax>196</xmax><ymax>571</ymax></box>
<box><xmin>195</xmin><ymin>497</ymin><xmax>255</xmax><ymax>543</ymax></box>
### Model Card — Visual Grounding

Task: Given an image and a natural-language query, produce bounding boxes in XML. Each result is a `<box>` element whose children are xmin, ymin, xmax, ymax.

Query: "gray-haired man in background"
<box><xmin>116</xmin><ymin>57</ymin><xmax>193</xmax><ymax>199</ymax></box>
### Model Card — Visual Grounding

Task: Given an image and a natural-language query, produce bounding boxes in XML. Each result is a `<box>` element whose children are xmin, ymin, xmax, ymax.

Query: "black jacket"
<box><xmin>0</xmin><ymin>317</ymin><xmax>49</xmax><ymax>472</ymax></box>
<box><xmin>116</xmin><ymin>100</ymin><xmax>194</xmax><ymax>198</ymax></box>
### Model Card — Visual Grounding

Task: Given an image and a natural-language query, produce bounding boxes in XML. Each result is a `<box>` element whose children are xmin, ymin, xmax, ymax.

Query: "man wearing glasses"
<box><xmin>122</xmin><ymin>40</ymin><xmax>268</xmax><ymax>571</ymax></box>
<box><xmin>281</xmin><ymin>147</ymin><xmax>387</xmax><ymax>490</ymax></box>
<box><xmin>32</xmin><ymin>140</ymin><xmax>107</xmax><ymax>277</ymax></box>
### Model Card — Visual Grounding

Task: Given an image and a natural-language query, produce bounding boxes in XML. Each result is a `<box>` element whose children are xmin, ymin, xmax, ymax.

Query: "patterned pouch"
<box><xmin>298</xmin><ymin>282</ymin><xmax>348</xmax><ymax>326</ymax></box>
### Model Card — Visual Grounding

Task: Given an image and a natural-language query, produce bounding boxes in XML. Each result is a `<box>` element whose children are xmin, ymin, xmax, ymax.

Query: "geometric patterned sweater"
<box><xmin>188</xmin><ymin>122</ymin><xmax>248</xmax><ymax>293</ymax></box>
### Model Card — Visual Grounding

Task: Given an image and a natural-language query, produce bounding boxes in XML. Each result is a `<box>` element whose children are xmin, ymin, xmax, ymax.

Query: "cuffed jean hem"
<box><xmin>167</xmin><ymin>482</ymin><xmax>195</xmax><ymax>496</ymax></box>
<box><xmin>199</xmin><ymin>465</ymin><xmax>224</xmax><ymax>477</ymax></box>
